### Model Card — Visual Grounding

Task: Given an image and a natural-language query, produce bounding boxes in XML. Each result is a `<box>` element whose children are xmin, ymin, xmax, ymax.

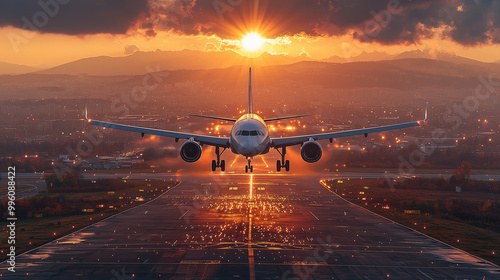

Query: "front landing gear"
<box><xmin>275</xmin><ymin>147</ymin><xmax>290</xmax><ymax>172</ymax></box>
<box><xmin>245</xmin><ymin>158</ymin><xmax>253</xmax><ymax>173</ymax></box>
<box><xmin>211</xmin><ymin>146</ymin><xmax>226</xmax><ymax>172</ymax></box>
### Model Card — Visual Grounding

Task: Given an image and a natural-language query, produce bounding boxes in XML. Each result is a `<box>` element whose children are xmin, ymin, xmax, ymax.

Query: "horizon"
<box><xmin>2</xmin><ymin>0</ymin><xmax>500</xmax><ymax>67</ymax></box>
<box><xmin>1</xmin><ymin>47</ymin><xmax>498</xmax><ymax>74</ymax></box>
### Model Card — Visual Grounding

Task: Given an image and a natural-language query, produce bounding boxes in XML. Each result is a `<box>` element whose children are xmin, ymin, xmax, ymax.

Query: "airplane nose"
<box><xmin>239</xmin><ymin>145</ymin><xmax>255</xmax><ymax>157</ymax></box>
<box><xmin>238</xmin><ymin>139</ymin><xmax>260</xmax><ymax>157</ymax></box>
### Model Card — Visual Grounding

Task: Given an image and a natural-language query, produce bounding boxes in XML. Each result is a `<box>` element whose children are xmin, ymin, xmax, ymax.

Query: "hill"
<box><xmin>0</xmin><ymin>61</ymin><xmax>41</xmax><ymax>75</ymax></box>
<box><xmin>36</xmin><ymin>50</ymin><xmax>309</xmax><ymax>76</ymax></box>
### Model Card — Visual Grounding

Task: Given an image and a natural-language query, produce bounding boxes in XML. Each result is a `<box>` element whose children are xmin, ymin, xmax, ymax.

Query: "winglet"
<box><xmin>424</xmin><ymin>103</ymin><xmax>428</xmax><ymax>122</ymax></box>
<box><xmin>84</xmin><ymin>102</ymin><xmax>91</xmax><ymax>122</ymax></box>
<box><xmin>417</xmin><ymin>103</ymin><xmax>428</xmax><ymax>124</ymax></box>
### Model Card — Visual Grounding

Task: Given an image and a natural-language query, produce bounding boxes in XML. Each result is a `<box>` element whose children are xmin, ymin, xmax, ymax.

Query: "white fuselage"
<box><xmin>229</xmin><ymin>114</ymin><xmax>270</xmax><ymax>157</ymax></box>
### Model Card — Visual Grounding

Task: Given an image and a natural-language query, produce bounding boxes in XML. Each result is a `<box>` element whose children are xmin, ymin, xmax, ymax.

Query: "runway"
<box><xmin>2</xmin><ymin>174</ymin><xmax>499</xmax><ymax>279</ymax></box>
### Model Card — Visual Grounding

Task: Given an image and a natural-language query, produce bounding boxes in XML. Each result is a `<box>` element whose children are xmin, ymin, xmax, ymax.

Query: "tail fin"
<box><xmin>248</xmin><ymin>67</ymin><xmax>253</xmax><ymax>114</ymax></box>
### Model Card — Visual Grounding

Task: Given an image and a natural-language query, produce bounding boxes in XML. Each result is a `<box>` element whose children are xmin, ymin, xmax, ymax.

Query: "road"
<box><xmin>1</xmin><ymin>174</ymin><xmax>499</xmax><ymax>279</ymax></box>
<box><xmin>0</xmin><ymin>180</ymin><xmax>46</xmax><ymax>200</ymax></box>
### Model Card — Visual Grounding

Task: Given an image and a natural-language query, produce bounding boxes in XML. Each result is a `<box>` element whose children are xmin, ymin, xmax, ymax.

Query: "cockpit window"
<box><xmin>236</xmin><ymin>130</ymin><xmax>264</xmax><ymax>136</ymax></box>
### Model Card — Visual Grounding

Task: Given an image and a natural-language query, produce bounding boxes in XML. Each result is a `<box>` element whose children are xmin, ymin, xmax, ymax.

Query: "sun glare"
<box><xmin>241</xmin><ymin>33</ymin><xmax>265</xmax><ymax>51</ymax></box>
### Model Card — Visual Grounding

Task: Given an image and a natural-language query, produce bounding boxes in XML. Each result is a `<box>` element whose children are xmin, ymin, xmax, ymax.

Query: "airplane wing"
<box><xmin>271</xmin><ymin>105</ymin><xmax>428</xmax><ymax>148</ymax></box>
<box><xmin>88</xmin><ymin>120</ymin><xmax>230</xmax><ymax>147</ymax></box>
<box><xmin>271</xmin><ymin>120</ymin><xmax>423</xmax><ymax>147</ymax></box>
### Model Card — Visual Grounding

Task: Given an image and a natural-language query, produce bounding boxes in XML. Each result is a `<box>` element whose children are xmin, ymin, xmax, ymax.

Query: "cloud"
<box><xmin>204</xmin><ymin>42</ymin><xmax>220</xmax><ymax>52</ymax></box>
<box><xmin>446</xmin><ymin>0</ymin><xmax>500</xmax><ymax>45</ymax></box>
<box><xmin>150</xmin><ymin>0</ymin><xmax>500</xmax><ymax>46</ymax></box>
<box><xmin>298</xmin><ymin>48</ymin><xmax>311</xmax><ymax>58</ymax></box>
<box><xmin>1</xmin><ymin>0</ymin><xmax>499</xmax><ymax>46</ymax></box>
<box><xmin>0</xmin><ymin>0</ymin><xmax>150</xmax><ymax>35</ymax></box>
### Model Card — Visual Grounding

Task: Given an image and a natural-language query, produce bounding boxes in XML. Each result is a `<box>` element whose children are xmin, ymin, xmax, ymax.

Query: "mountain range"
<box><xmin>0</xmin><ymin>49</ymin><xmax>497</xmax><ymax>76</ymax></box>
<box><xmin>34</xmin><ymin>50</ymin><xmax>309</xmax><ymax>76</ymax></box>
<box><xmin>1</xmin><ymin>57</ymin><xmax>498</xmax><ymax>100</ymax></box>
<box><xmin>0</xmin><ymin>50</ymin><xmax>499</xmax><ymax>76</ymax></box>
<box><xmin>0</xmin><ymin>61</ymin><xmax>42</xmax><ymax>75</ymax></box>
<box><xmin>323</xmin><ymin>49</ymin><xmax>486</xmax><ymax>66</ymax></box>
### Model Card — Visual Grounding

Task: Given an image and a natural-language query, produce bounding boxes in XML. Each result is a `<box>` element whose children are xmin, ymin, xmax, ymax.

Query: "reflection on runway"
<box><xmin>1</xmin><ymin>174</ymin><xmax>499</xmax><ymax>279</ymax></box>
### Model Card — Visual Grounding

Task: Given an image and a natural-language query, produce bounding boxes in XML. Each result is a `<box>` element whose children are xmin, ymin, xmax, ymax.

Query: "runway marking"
<box><xmin>309</xmin><ymin>211</ymin><xmax>320</xmax><ymax>220</ymax></box>
<box><xmin>178</xmin><ymin>210</ymin><xmax>189</xmax><ymax>220</ymax></box>
<box><xmin>249</xmin><ymin>174</ymin><xmax>254</xmax><ymax>200</ymax></box>
<box><xmin>248</xmin><ymin>246</ymin><xmax>255</xmax><ymax>280</ymax></box>
<box><xmin>248</xmin><ymin>174</ymin><xmax>256</xmax><ymax>280</ymax></box>
<box><xmin>260</xmin><ymin>156</ymin><xmax>269</xmax><ymax>168</ymax></box>
<box><xmin>230</xmin><ymin>157</ymin><xmax>239</xmax><ymax>168</ymax></box>
<box><xmin>417</xmin><ymin>268</ymin><xmax>434</xmax><ymax>279</ymax></box>
<box><xmin>181</xmin><ymin>260</ymin><xmax>221</xmax><ymax>264</ymax></box>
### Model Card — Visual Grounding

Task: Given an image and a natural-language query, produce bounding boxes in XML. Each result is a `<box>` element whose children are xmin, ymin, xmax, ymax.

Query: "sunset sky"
<box><xmin>1</xmin><ymin>0</ymin><xmax>500</xmax><ymax>67</ymax></box>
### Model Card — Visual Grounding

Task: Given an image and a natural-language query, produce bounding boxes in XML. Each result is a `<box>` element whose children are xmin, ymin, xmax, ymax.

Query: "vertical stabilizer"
<box><xmin>248</xmin><ymin>67</ymin><xmax>253</xmax><ymax>114</ymax></box>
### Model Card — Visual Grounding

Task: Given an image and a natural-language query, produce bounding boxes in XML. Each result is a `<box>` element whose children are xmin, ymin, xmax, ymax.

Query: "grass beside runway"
<box><xmin>322</xmin><ymin>179</ymin><xmax>500</xmax><ymax>265</ymax></box>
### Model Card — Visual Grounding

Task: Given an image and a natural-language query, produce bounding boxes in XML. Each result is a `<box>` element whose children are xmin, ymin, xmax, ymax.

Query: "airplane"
<box><xmin>86</xmin><ymin>68</ymin><xmax>427</xmax><ymax>173</ymax></box>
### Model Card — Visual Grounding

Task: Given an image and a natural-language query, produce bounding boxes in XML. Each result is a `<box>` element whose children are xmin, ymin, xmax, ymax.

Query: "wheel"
<box><xmin>285</xmin><ymin>160</ymin><xmax>290</xmax><ymax>172</ymax></box>
<box><xmin>245</xmin><ymin>166</ymin><xmax>248</xmax><ymax>173</ymax></box>
<box><xmin>211</xmin><ymin>160</ymin><xmax>216</xmax><ymax>172</ymax></box>
<box><xmin>220</xmin><ymin>160</ymin><xmax>225</xmax><ymax>172</ymax></box>
<box><xmin>276</xmin><ymin>160</ymin><xmax>281</xmax><ymax>172</ymax></box>
<box><xmin>250</xmin><ymin>166</ymin><xmax>253</xmax><ymax>173</ymax></box>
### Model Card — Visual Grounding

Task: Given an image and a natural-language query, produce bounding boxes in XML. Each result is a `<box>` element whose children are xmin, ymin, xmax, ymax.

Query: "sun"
<box><xmin>241</xmin><ymin>33</ymin><xmax>265</xmax><ymax>52</ymax></box>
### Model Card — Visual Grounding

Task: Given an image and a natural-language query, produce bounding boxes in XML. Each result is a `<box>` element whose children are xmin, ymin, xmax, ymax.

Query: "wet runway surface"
<box><xmin>2</xmin><ymin>174</ymin><xmax>500</xmax><ymax>279</ymax></box>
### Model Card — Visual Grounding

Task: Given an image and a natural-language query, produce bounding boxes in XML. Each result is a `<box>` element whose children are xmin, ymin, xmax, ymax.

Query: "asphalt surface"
<box><xmin>1</xmin><ymin>174</ymin><xmax>500</xmax><ymax>279</ymax></box>
<box><xmin>0</xmin><ymin>180</ymin><xmax>46</xmax><ymax>201</ymax></box>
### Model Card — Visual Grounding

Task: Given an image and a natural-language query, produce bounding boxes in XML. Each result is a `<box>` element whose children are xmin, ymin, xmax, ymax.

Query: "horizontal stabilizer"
<box><xmin>264</xmin><ymin>115</ymin><xmax>310</xmax><ymax>122</ymax></box>
<box><xmin>188</xmin><ymin>114</ymin><xmax>237</xmax><ymax>122</ymax></box>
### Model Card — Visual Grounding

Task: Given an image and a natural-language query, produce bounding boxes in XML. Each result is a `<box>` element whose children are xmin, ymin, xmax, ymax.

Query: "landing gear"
<box><xmin>245</xmin><ymin>158</ymin><xmax>253</xmax><ymax>173</ymax></box>
<box><xmin>212</xmin><ymin>146</ymin><xmax>226</xmax><ymax>172</ymax></box>
<box><xmin>275</xmin><ymin>147</ymin><xmax>290</xmax><ymax>172</ymax></box>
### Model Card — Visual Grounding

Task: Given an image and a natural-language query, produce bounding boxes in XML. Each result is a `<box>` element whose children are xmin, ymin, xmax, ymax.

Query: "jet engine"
<box><xmin>301</xmin><ymin>141</ymin><xmax>322</xmax><ymax>163</ymax></box>
<box><xmin>180</xmin><ymin>141</ymin><xmax>202</xmax><ymax>162</ymax></box>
